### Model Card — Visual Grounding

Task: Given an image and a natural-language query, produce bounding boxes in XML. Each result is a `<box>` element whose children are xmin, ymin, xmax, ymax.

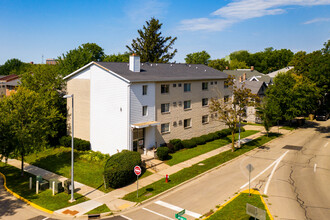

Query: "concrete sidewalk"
<box><xmin>0</xmin><ymin>158</ymin><xmax>106</xmax><ymax>200</ymax></box>
<box><xmin>56</xmin><ymin>127</ymin><xmax>291</xmax><ymax>217</ymax></box>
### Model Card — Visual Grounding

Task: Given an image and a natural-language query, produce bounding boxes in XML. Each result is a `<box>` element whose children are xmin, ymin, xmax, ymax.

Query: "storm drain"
<box><xmin>282</xmin><ymin>145</ymin><xmax>303</xmax><ymax>151</ymax></box>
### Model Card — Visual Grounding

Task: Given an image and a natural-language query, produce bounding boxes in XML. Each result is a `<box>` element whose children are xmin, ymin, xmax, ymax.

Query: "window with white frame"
<box><xmin>202</xmin><ymin>115</ymin><xmax>209</xmax><ymax>124</ymax></box>
<box><xmin>161</xmin><ymin>84</ymin><xmax>169</xmax><ymax>94</ymax></box>
<box><xmin>161</xmin><ymin>103</ymin><xmax>170</xmax><ymax>113</ymax></box>
<box><xmin>184</xmin><ymin>100</ymin><xmax>191</xmax><ymax>110</ymax></box>
<box><xmin>202</xmin><ymin>82</ymin><xmax>208</xmax><ymax>90</ymax></box>
<box><xmin>202</xmin><ymin>98</ymin><xmax>208</xmax><ymax>106</ymax></box>
<box><xmin>142</xmin><ymin>85</ymin><xmax>148</xmax><ymax>95</ymax></box>
<box><xmin>184</xmin><ymin>118</ymin><xmax>191</xmax><ymax>128</ymax></box>
<box><xmin>142</xmin><ymin>106</ymin><xmax>148</xmax><ymax>116</ymax></box>
<box><xmin>184</xmin><ymin>83</ymin><xmax>191</xmax><ymax>92</ymax></box>
<box><xmin>161</xmin><ymin>123</ymin><xmax>170</xmax><ymax>133</ymax></box>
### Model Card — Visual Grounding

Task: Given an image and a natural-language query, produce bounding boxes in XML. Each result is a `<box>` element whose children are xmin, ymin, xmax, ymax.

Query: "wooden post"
<box><xmin>52</xmin><ymin>181</ymin><xmax>55</xmax><ymax>196</ymax></box>
<box><xmin>36</xmin><ymin>181</ymin><xmax>39</xmax><ymax>194</ymax></box>
<box><xmin>29</xmin><ymin>177</ymin><xmax>32</xmax><ymax>190</ymax></box>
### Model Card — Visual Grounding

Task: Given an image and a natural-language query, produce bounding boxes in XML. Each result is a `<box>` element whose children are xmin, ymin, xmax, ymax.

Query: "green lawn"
<box><xmin>166</xmin><ymin>130</ymin><xmax>259</xmax><ymax>166</ymax></box>
<box><xmin>0</xmin><ymin>162</ymin><xmax>88</xmax><ymax>211</ymax></box>
<box><xmin>85</xmin><ymin>204</ymin><xmax>111</xmax><ymax>215</ymax></box>
<box><xmin>24</xmin><ymin>147</ymin><xmax>152</xmax><ymax>193</ymax></box>
<box><xmin>208</xmin><ymin>193</ymin><xmax>271</xmax><ymax>220</ymax></box>
<box><xmin>123</xmin><ymin>133</ymin><xmax>281</xmax><ymax>203</ymax></box>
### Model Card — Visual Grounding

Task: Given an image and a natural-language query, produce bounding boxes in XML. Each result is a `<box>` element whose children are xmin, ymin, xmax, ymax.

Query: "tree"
<box><xmin>126</xmin><ymin>17</ymin><xmax>177</xmax><ymax>63</ymax></box>
<box><xmin>266</xmin><ymin>71</ymin><xmax>320</xmax><ymax>121</ymax></box>
<box><xmin>229</xmin><ymin>59</ymin><xmax>249</xmax><ymax>70</ymax></box>
<box><xmin>57</xmin><ymin>43</ymin><xmax>105</xmax><ymax>76</ymax></box>
<box><xmin>256</xmin><ymin>97</ymin><xmax>281</xmax><ymax>136</ymax></box>
<box><xmin>185</xmin><ymin>51</ymin><xmax>210</xmax><ymax>64</ymax></box>
<box><xmin>0</xmin><ymin>87</ymin><xmax>61</xmax><ymax>175</ymax></box>
<box><xmin>208</xmin><ymin>58</ymin><xmax>230</xmax><ymax>71</ymax></box>
<box><xmin>0</xmin><ymin>58</ymin><xmax>25</xmax><ymax>75</ymax></box>
<box><xmin>229</xmin><ymin>50</ymin><xmax>251</xmax><ymax>65</ymax></box>
<box><xmin>210</xmin><ymin>76</ymin><xmax>257</xmax><ymax>151</ymax></box>
<box><xmin>103</xmin><ymin>52</ymin><xmax>130</xmax><ymax>62</ymax></box>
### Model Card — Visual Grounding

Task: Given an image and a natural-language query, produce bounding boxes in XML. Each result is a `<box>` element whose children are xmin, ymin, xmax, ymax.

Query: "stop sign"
<box><xmin>134</xmin><ymin>165</ymin><xmax>141</xmax><ymax>176</ymax></box>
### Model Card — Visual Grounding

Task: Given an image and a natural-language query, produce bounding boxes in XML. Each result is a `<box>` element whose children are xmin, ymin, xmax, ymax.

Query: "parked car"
<box><xmin>315</xmin><ymin>110</ymin><xmax>329</xmax><ymax>121</ymax></box>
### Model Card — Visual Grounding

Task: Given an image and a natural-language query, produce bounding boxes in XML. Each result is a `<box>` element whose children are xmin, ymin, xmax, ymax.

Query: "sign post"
<box><xmin>175</xmin><ymin>209</ymin><xmax>186</xmax><ymax>220</ymax></box>
<box><xmin>134</xmin><ymin>165</ymin><xmax>142</xmax><ymax>198</ymax></box>
<box><xmin>246</xmin><ymin>164</ymin><xmax>254</xmax><ymax>196</ymax></box>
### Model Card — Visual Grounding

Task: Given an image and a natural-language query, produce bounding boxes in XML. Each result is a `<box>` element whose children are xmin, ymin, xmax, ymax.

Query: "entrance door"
<box><xmin>132</xmin><ymin>128</ymin><xmax>144</xmax><ymax>154</ymax></box>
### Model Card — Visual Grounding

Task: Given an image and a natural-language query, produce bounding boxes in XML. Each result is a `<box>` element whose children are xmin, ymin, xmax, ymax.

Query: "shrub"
<box><xmin>166</xmin><ymin>143</ymin><xmax>175</xmax><ymax>153</ymax></box>
<box><xmin>169</xmin><ymin>139</ymin><xmax>183</xmax><ymax>151</ymax></box>
<box><xmin>157</xmin><ymin>147</ymin><xmax>169</xmax><ymax>160</ymax></box>
<box><xmin>182</xmin><ymin>140</ymin><xmax>197</xmax><ymax>149</ymax></box>
<box><xmin>59</xmin><ymin>136</ymin><xmax>91</xmax><ymax>151</ymax></box>
<box><xmin>79</xmin><ymin>151</ymin><xmax>110</xmax><ymax>165</ymax></box>
<box><xmin>191</xmin><ymin>137</ymin><xmax>206</xmax><ymax>145</ymax></box>
<box><xmin>222</xmin><ymin>129</ymin><xmax>231</xmax><ymax>136</ymax></box>
<box><xmin>63</xmin><ymin>179</ymin><xmax>71</xmax><ymax>194</ymax></box>
<box><xmin>103</xmin><ymin>150</ymin><xmax>141</xmax><ymax>188</ymax></box>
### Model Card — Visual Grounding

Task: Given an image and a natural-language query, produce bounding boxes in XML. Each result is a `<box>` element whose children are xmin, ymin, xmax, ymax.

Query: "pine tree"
<box><xmin>126</xmin><ymin>17</ymin><xmax>177</xmax><ymax>63</ymax></box>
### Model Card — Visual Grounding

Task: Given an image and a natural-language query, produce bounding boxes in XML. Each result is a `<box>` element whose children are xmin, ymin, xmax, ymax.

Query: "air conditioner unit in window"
<box><xmin>173</xmin><ymin>102</ymin><xmax>177</xmax><ymax>107</ymax></box>
<box><xmin>178</xmin><ymin>120</ymin><xmax>182</xmax><ymax>125</ymax></box>
<box><xmin>178</xmin><ymin>101</ymin><xmax>182</xmax><ymax>106</ymax></box>
<box><xmin>173</xmin><ymin>121</ymin><xmax>177</xmax><ymax>126</ymax></box>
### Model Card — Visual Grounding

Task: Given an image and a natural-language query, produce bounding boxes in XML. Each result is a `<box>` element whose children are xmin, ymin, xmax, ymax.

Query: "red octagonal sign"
<box><xmin>134</xmin><ymin>165</ymin><xmax>141</xmax><ymax>176</ymax></box>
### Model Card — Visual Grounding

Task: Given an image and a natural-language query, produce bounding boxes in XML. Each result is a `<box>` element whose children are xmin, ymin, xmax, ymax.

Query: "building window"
<box><xmin>184</xmin><ymin>100</ymin><xmax>191</xmax><ymax>110</ymax></box>
<box><xmin>184</xmin><ymin>118</ymin><xmax>192</xmax><ymax>128</ymax></box>
<box><xmin>161</xmin><ymin>123</ymin><xmax>170</xmax><ymax>133</ymax></box>
<box><xmin>178</xmin><ymin>83</ymin><xmax>182</xmax><ymax>87</ymax></box>
<box><xmin>161</xmin><ymin>103</ymin><xmax>170</xmax><ymax>113</ymax></box>
<box><xmin>173</xmin><ymin>83</ymin><xmax>176</xmax><ymax>87</ymax></box>
<box><xmin>161</xmin><ymin>84</ymin><xmax>169</xmax><ymax>94</ymax></box>
<box><xmin>224</xmin><ymin>80</ymin><xmax>228</xmax><ymax>88</ymax></box>
<box><xmin>184</xmin><ymin>83</ymin><xmax>191</xmax><ymax>92</ymax></box>
<box><xmin>202</xmin><ymin>115</ymin><xmax>209</xmax><ymax>124</ymax></box>
<box><xmin>202</xmin><ymin>98</ymin><xmax>208</xmax><ymax>106</ymax></box>
<box><xmin>210</xmin><ymin>82</ymin><xmax>213</xmax><ymax>85</ymax></box>
<box><xmin>202</xmin><ymin>82</ymin><xmax>208</xmax><ymax>90</ymax></box>
<box><xmin>142</xmin><ymin>106</ymin><xmax>148</xmax><ymax>116</ymax></box>
<box><xmin>142</xmin><ymin>85</ymin><xmax>148</xmax><ymax>95</ymax></box>
<box><xmin>215</xmin><ymin>81</ymin><xmax>217</xmax><ymax>85</ymax></box>
<box><xmin>224</xmin><ymin>95</ymin><xmax>229</xmax><ymax>103</ymax></box>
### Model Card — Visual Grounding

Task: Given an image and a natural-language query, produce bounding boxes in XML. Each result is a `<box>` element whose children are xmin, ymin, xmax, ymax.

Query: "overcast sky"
<box><xmin>0</xmin><ymin>0</ymin><xmax>329</xmax><ymax>65</ymax></box>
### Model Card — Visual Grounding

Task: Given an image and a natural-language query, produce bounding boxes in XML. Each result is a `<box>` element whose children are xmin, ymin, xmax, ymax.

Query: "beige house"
<box><xmin>64</xmin><ymin>55</ymin><xmax>229</xmax><ymax>155</ymax></box>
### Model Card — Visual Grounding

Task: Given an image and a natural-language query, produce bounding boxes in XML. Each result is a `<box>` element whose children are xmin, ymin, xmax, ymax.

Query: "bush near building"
<box><xmin>103</xmin><ymin>150</ymin><xmax>141</xmax><ymax>188</ymax></box>
<box><xmin>157</xmin><ymin>147</ymin><xmax>169</xmax><ymax>160</ymax></box>
<box><xmin>59</xmin><ymin>136</ymin><xmax>91</xmax><ymax>151</ymax></box>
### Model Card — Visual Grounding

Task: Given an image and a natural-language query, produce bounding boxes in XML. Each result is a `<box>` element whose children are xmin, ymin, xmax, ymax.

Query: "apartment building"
<box><xmin>64</xmin><ymin>55</ymin><xmax>229</xmax><ymax>155</ymax></box>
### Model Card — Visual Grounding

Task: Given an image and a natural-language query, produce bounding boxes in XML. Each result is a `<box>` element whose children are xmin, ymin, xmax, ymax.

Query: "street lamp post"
<box><xmin>63</xmin><ymin>94</ymin><xmax>75</xmax><ymax>203</ymax></box>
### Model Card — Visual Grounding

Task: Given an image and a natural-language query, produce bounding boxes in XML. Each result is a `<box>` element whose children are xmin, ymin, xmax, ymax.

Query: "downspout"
<box><xmin>127</xmin><ymin>83</ymin><xmax>132</xmax><ymax>151</ymax></box>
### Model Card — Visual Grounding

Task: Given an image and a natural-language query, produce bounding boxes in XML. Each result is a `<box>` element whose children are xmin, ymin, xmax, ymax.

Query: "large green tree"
<box><xmin>208</xmin><ymin>58</ymin><xmax>229</xmax><ymax>71</ymax></box>
<box><xmin>126</xmin><ymin>17</ymin><xmax>177</xmax><ymax>63</ymax></box>
<box><xmin>0</xmin><ymin>58</ymin><xmax>32</xmax><ymax>75</ymax></box>
<box><xmin>185</xmin><ymin>51</ymin><xmax>210</xmax><ymax>64</ymax></box>
<box><xmin>0</xmin><ymin>87</ymin><xmax>61</xmax><ymax>175</ymax></box>
<box><xmin>103</xmin><ymin>52</ymin><xmax>130</xmax><ymax>62</ymax></box>
<box><xmin>57</xmin><ymin>43</ymin><xmax>105</xmax><ymax>76</ymax></box>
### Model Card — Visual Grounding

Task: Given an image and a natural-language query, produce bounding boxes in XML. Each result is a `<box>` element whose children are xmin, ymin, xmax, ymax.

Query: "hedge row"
<box><xmin>59</xmin><ymin>136</ymin><xmax>91</xmax><ymax>151</ymax></box>
<box><xmin>167</xmin><ymin>127</ymin><xmax>245</xmax><ymax>153</ymax></box>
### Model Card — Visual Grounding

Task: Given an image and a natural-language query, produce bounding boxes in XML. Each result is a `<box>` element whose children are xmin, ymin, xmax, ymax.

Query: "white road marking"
<box><xmin>41</xmin><ymin>218</ymin><xmax>49</xmax><ymax>220</ymax></box>
<box><xmin>264</xmin><ymin>151</ymin><xmax>289</xmax><ymax>194</ymax></box>
<box><xmin>314</xmin><ymin>164</ymin><xmax>317</xmax><ymax>173</ymax></box>
<box><xmin>142</xmin><ymin>208</ymin><xmax>175</xmax><ymax>220</ymax></box>
<box><xmin>120</xmin><ymin>215</ymin><xmax>133</xmax><ymax>220</ymax></box>
<box><xmin>240</xmin><ymin>151</ymin><xmax>289</xmax><ymax>189</ymax></box>
<box><xmin>324</xmin><ymin>142</ymin><xmax>328</xmax><ymax>148</ymax></box>
<box><xmin>155</xmin><ymin>200</ymin><xmax>202</xmax><ymax>218</ymax></box>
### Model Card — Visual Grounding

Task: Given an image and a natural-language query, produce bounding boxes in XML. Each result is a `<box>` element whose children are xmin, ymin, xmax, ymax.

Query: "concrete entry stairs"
<box><xmin>141</xmin><ymin>154</ymin><xmax>170</xmax><ymax>173</ymax></box>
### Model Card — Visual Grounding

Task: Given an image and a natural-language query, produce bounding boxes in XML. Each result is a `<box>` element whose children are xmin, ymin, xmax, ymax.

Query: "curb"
<box><xmin>202</xmin><ymin>189</ymin><xmax>274</xmax><ymax>220</ymax></box>
<box><xmin>0</xmin><ymin>171</ymin><xmax>53</xmax><ymax>214</ymax></box>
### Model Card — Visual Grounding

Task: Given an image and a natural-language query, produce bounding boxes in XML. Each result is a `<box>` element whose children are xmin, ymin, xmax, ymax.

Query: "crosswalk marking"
<box><xmin>142</xmin><ymin>208</ymin><xmax>175</xmax><ymax>220</ymax></box>
<box><xmin>155</xmin><ymin>200</ymin><xmax>202</xmax><ymax>218</ymax></box>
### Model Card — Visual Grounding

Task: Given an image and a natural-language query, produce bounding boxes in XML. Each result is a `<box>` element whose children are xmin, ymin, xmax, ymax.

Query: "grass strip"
<box><xmin>207</xmin><ymin>193</ymin><xmax>271</xmax><ymax>220</ymax></box>
<box><xmin>0</xmin><ymin>162</ymin><xmax>88</xmax><ymax>211</ymax></box>
<box><xmin>123</xmin><ymin>133</ymin><xmax>280</xmax><ymax>203</ymax></box>
<box><xmin>166</xmin><ymin>130</ymin><xmax>259</xmax><ymax>166</ymax></box>
<box><xmin>23</xmin><ymin>147</ymin><xmax>152</xmax><ymax>193</ymax></box>
<box><xmin>85</xmin><ymin>204</ymin><xmax>111</xmax><ymax>215</ymax></box>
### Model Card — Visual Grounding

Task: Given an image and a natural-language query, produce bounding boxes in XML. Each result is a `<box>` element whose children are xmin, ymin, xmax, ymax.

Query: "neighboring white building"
<box><xmin>268</xmin><ymin>66</ymin><xmax>294</xmax><ymax>78</ymax></box>
<box><xmin>64</xmin><ymin>55</ymin><xmax>229</xmax><ymax>156</ymax></box>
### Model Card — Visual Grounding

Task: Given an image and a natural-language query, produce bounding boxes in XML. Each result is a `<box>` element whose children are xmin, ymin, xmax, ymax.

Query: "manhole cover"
<box><xmin>282</xmin><ymin>145</ymin><xmax>303</xmax><ymax>151</ymax></box>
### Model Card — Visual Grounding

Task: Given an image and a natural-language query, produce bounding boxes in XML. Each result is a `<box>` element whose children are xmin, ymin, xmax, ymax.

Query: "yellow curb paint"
<box><xmin>0</xmin><ymin>171</ymin><xmax>53</xmax><ymax>214</ymax></box>
<box><xmin>118</xmin><ymin>203</ymin><xmax>132</xmax><ymax>210</ymax></box>
<box><xmin>202</xmin><ymin>189</ymin><xmax>273</xmax><ymax>220</ymax></box>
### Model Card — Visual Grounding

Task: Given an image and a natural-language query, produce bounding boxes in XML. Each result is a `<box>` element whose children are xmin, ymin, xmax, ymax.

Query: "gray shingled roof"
<box><xmin>6</xmin><ymin>78</ymin><xmax>20</xmax><ymax>86</ymax></box>
<box><xmin>223</xmin><ymin>69</ymin><xmax>272</xmax><ymax>84</ymax></box>
<box><xmin>95</xmin><ymin>62</ymin><xmax>228</xmax><ymax>82</ymax></box>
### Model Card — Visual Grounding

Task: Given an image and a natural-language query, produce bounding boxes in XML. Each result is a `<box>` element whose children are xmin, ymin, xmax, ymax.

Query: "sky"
<box><xmin>0</xmin><ymin>0</ymin><xmax>329</xmax><ymax>65</ymax></box>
